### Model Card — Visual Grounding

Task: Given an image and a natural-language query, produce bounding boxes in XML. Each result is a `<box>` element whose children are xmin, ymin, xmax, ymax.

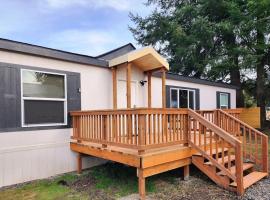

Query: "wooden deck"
<box><xmin>70</xmin><ymin>108</ymin><xmax>268</xmax><ymax>200</ymax></box>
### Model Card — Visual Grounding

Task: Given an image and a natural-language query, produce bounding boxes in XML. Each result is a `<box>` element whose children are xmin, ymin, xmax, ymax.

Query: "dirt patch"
<box><xmin>152</xmin><ymin>168</ymin><xmax>270</xmax><ymax>200</ymax></box>
<box><xmin>68</xmin><ymin>171</ymin><xmax>114</xmax><ymax>200</ymax></box>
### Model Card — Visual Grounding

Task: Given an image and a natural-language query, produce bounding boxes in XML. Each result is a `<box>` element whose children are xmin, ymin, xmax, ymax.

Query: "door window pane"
<box><xmin>189</xmin><ymin>90</ymin><xmax>195</xmax><ymax>109</ymax></box>
<box><xmin>171</xmin><ymin>89</ymin><xmax>178</xmax><ymax>108</ymax></box>
<box><xmin>179</xmin><ymin>90</ymin><xmax>188</xmax><ymax>108</ymax></box>
<box><xmin>23</xmin><ymin>70</ymin><xmax>65</xmax><ymax>98</ymax></box>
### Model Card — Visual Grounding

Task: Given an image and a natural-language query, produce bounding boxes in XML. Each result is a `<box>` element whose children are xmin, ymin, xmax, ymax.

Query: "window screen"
<box><xmin>24</xmin><ymin>100</ymin><xmax>64</xmax><ymax>124</ymax></box>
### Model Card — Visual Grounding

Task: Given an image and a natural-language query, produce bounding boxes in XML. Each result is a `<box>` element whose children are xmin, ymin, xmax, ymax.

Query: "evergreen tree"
<box><xmin>129</xmin><ymin>0</ymin><xmax>270</xmax><ymax>126</ymax></box>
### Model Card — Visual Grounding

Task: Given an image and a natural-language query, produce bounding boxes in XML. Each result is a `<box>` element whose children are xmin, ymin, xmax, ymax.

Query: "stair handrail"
<box><xmin>216</xmin><ymin>109</ymin><xmax>268</xmax><ymax>173</ymax></box>
<box><xmin>217</xmin><ymin>109</ymin><xmax>267</xmax><ymax>137</ymax></box>
<box><xmin>188</xmin><ymin>109</ymin><xmax>244</xmax><ymax>195</ymax></box>
<box><xmin>188</xmin><ymin>109</ymin><xmax>241</xmax><ymax>146</ymax></box>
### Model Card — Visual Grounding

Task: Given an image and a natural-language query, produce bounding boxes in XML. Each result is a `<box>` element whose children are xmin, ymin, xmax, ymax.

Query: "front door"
<box><xmin>117</xmin><ymin>80</ymin><xmax>137</xmax><ymax>108</ymax></box>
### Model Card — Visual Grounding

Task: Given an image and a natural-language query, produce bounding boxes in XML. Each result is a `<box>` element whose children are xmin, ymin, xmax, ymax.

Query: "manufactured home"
<box><xmin>0</xmin><ymin>38</ymin><xmax>267</xmax><ymax>199</ymax></box>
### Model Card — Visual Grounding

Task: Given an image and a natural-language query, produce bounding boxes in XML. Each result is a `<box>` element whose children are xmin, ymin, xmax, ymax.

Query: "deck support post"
<box><xmin>77</xmin><ymin>153</ymin><xmax>82</xmax><ymax>174</ymax></box>
<box><xmin>235</xmin><ymin>143</ymin><xmax>244</xmax><ymax>195</ymax></box>
<box><xmin>262</xmin><ymin>136</ymin><xmax>269</xmax><ymax>174</ymax></box>
<box><xmin>138</xmin><ymin>168</ymin><xmax>146</xmax><ymax>200</ymax></box>
<box><xmin>183</xmin><ymin>165</ymin><xmax>189</xmax><ymax>180</ymax></box>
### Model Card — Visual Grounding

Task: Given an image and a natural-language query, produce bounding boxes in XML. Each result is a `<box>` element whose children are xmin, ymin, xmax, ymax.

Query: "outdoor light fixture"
<box><xmin>140</xmin><ymin>80</ymin><xmax>147</xmax><ymax>86</ymax></box>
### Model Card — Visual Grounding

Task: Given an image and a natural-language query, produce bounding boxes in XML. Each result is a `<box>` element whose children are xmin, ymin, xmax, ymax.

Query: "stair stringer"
<box><xmin>192</xmin><ymin>155</ymin><xmax>235</xmax><ymax>192</ymax></box>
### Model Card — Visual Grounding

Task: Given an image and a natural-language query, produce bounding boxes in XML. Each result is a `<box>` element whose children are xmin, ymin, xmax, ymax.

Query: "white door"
<box><xmin>117</xmin><ymin>80</ymin><xmax>137</xmax><ymax>108</ymax></box>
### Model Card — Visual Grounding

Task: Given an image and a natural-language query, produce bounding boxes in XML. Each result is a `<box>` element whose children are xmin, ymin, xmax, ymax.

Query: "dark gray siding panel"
<box><xmin>228</xmin><ymin>93</ymin><xmax>231</xmax><ymax>109</ymax></box>
<box><xmin>0</xmin><ymin>65</ymin><xmax>21</xmax><ymax>129</ymax></box>
<box><xmin>67</xmin><ymin>73</ymin><xmax>81</xmax><ymax>127</ymax></box>
<box><xmin>166</xmin><ymin>85</ymin><xmax>170</xmax><ymax>108</ymax></box>
<box><xmin>0</xmin><ymin>62</ymin><xmax>81</xmax><ymax>132</ymax></box>
<box><xmin>216</xmin><ymin>92</ymin><xmax>220</xmax><ymax>108</ymax></box>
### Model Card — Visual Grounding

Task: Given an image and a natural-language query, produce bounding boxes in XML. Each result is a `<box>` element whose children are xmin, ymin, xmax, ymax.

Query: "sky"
<box><xmin>0</xmin><ymin>0</ymin><xmax>153</xmax><ymax>56</ymax></box>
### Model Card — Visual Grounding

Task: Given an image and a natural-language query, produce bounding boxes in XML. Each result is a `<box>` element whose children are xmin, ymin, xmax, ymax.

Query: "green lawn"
<box><xmin>0</xmin><ymin>163</ymin><xmax>162</xmax><ymax>200</ymax></box>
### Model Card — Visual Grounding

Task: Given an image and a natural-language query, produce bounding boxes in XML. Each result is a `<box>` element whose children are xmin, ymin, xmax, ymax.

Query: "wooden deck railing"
<box><xmin>71</xmin><ymin>108</ymin><xmax>189</xmax><ymax>152</ymax></box>
<box><xmin>216</xmin><ymin>109</ymin><xmax>268</xmax><ymax>173</ymax></box>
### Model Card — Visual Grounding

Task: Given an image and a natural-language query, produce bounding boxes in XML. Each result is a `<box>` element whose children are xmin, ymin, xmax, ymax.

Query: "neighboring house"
<box><xmin>0</xmin><ymin>38</ymin><xmax>237</xmax><ymax>187</ymax></box>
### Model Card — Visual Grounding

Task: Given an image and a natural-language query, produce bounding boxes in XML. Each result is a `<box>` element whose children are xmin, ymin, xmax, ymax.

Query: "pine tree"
<box><xmin>129</xmin><ymin>0</ymin><xmax>270</xmax><ymax>126</ymax></box>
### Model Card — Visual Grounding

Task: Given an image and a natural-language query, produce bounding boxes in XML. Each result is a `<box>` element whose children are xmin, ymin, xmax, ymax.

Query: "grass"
<box><xmin>0</xmin><ymin>162</ymin><xmax>164</xmax><ymax>200</ymax></box>
<box><xmin>90</xmin><ymin>163</ymin><xmax>156</xmax><ymax>198</ymax></box>
<box><xmin>0</xmin><ymin>173</ymin><xmax>87</xmax><ymax>200</ymax></box>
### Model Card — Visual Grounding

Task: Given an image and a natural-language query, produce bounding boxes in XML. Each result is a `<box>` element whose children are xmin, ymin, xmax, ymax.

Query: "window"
<box><xmin>21</xmin><ymin>69</ymin><xmax>67</xmax><ymax>127</ymax></box>
<box><xmin>170</xmin><ymin>88</ymin><xmax>196</xmax><ymax>109</ymax></box>
<box><xmin>219</xmin><ymin>93</ymin><xmax>229</xmax><ymax>109</ymax></box>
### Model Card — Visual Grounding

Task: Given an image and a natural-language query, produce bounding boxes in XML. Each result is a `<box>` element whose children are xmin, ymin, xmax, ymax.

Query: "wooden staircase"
<box><xmin>188</xmin><ymin>109</ymin><xmax>268</xmax><ymax>195</ymax></box>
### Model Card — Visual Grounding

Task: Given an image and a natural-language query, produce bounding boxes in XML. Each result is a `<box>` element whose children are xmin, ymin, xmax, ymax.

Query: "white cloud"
<box><xmin>41</xmin><ymin>0</ymin><xmax>152</xmax><ymax>14</ymax></box>
<box><xmin>45</xmin><ymin>0</ymin><xmax>128</xmax><ymax>10</ymax></box>
<box><xmin>45</xmin><ymin>29</ymin><xmax>125</xmax><ymax>56</ymax></box>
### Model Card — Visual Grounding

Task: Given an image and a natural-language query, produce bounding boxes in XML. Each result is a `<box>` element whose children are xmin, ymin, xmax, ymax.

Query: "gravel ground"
<box><xmin>119</xmin><ymin>167</ymin><xmax>270</xmax><ymax>200</ymax></box>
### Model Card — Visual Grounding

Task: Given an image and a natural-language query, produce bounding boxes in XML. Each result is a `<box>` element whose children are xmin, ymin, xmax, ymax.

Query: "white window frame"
<box><xmin>170</xmin><ymin>88</ymin><xmax>196</xmax><ymax>109</ymax></box>
<box><xmin>219</xmin><ymin>92</ymin><xmax>229</xmax><ymax>109</ymax></box>
<box><xmin>21</xmin><ymin>69</ymin><xmax>67</xmax><ymax>127</ymax></box>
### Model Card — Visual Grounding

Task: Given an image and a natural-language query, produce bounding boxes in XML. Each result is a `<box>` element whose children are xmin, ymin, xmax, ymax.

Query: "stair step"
<box><xmin>204</xmin><ymin>155</ymin><xmax>235</xmax><ymax>166</ymax></box>
<box><xmin>194</xmin><ymin>147</ymin><xmax>228</xmax><ymax>156</ymax></box>
<box><xmin>230</xmin><ymin>171</ymin><xmax>268</xmax><ymax>189</ymax></box>
<box><xmin>217</xmin><ymin>163</ymin><xmax>254</xmax><ymax>176</ymax></box>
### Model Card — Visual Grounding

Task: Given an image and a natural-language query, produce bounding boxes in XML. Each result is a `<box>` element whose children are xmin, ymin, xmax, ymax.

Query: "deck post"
<box><xmin>183</xmin><ymin>165</ymin><xmax>189</xmax><ymax>180</ymax></box>
<box><xmin>102</xmin><ymin>115</ymin><xmax>108</xmax><ymax>148</ymax></box>
<box><xmin>262</xmin><ymin>136</ymin><xmax>269</xmax><ymax>173</ymax></box>
<box><xmin>235</xmin><ymin>142</ymin><xmax>244</xmax><ymax>195</ymax></box>
<box><xmin>147</xmin><ymin>71</ymin><xmax>152</xmax><ymax>108</ymax></box>
<box><xmin>112</xmin><ymin>67</ymin><xmax>117</xmax><ymax>109</ymax></box>
<box><xmin>127</xmin><ymin>62</ymin><xmax>131</xmax><ymax>108</ymax></box>
<box><xmin>161</xmin><ymin>68</ymin><xmax>166</xmax><ymax>108</ymax></box>
<box><xmin>138</xmin><ymin>168</ymin><xmax>146</xmax><ymax>200</ymax></box>
<box><xmin>77</xmin><ymin>153</ymin><xmax>82</xmax><ymax>174</ymax></box>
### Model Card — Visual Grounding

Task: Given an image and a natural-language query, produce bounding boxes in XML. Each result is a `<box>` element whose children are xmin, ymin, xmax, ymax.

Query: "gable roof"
<box><xmin>0</xmin><ymin>38</ymin><xmax>108</xmax><ymax>67</ymax></box>
<box><xmin>109</xmin><ymin>46</ymin><xmax>170</xmax><ymax>71</ymax></box>
<box><xmin>96</xmin><ymin>43</ymin><xmax>136</xmax><ymax>60</ymax></box>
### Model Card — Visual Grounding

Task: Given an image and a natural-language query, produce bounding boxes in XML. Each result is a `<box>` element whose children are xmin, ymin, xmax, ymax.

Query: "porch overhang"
<box><xmin>108</xmin><ymin>46</ymin><xmax>169</xmax><ymax>71</ymax></box>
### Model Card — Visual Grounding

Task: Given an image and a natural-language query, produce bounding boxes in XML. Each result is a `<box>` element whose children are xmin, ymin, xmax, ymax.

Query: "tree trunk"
<box><xmin>256</xmin><ymin>61</ymin><xmax>266</xmax><ymax>128</ymax></box>
<box><xmin>230</xmin><ymin>68</ymin><xmax>244</xmax><ymax>108</ymax></box>
<box><xmin>256</xmin><ymin>31</ymin><xmax>266</xmax><ymax>128</ymax></box>
<box><xmin>228</xmin><ymin>35</ymin><xmax>244</xmax><ymax>108</ymax></box>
